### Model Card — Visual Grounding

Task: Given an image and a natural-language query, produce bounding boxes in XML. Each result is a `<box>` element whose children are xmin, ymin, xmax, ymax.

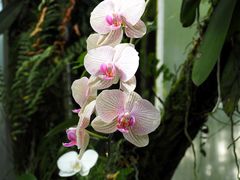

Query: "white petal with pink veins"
<box><xmin>125</xmin><ymin>91</ymin><xmax>142</xmax><ymax>112</ymax></box>
<box><xmin>77</xmin><ymin>130</ymin><xmax>90</xmax><ymax>159</ymax></box>
<box><xmin>84</xmin><ymin>46</ymin><xmax>115</xmax><ymax>76</ymax></box>
<box><xmin>87</xmin><ymin>30</ymin><xmax>123</xmax><ymax>51</ymax></box>
<box><xmin>115</xmin><ymin>46</ymin><xmax>139</xmax><ymax>82</ymax></box>
<box><xmin>96</xmin><ymin>90</ymin><xmax>126</xmax><ymax>122</ymax></box>
<box><xmin>125</xmin><ymin>19</ymin><xmax>146</xmax><ymax>38</ymax></box>
<box><xmin>120</xmin><ymin>76</ymin><xmax>136</xmax><ymax>92</ymax></box>
<box><xmin>123</xmin><ymin>129</ymin><xmax>149</xmax><ymax>147</ymax></box>
<box><xmin>120</xmin><ymin>0</ymin><xmax>146</xmax><ymax>25</ymax></box>
<box><xmin>88</xmin><ymin>76</ymin><xmax>116</xmax><ymax>90</ymax></box>
<box><xmin>90</xmin><ymin>0</ymin><xmax>114</xmax><ymax>34</ymax></box>
<box><xmin>71</xmin><ymin>77</ymin><xmax>89</xmax><ymax>107</ymax></box>
<box><xmin>131</xmin><ymin>99</ymin><xmax>160</xmax><ymax>135</ymax></box>
<box><xmin>91</xmin><ymin>116</ymin><xmax>118</xmax><ymax>133</ymax></box>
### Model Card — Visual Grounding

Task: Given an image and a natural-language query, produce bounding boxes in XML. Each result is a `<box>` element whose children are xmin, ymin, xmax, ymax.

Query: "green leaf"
<box><xmin>0</xmin><ymin>0</ymin><xmax>25</xmax><ymax>34</ymax></box>
<box><xmin>180</xmin><ymin>0</ymin><xmax>201</xmax><ymax>27</ymax></box>
<box><xmin>17</xmin><ymin>173</ymin><xmax>37</xmax><ymax>180</ymax></box>
<box><xmin>191</xmin><ymin>0</ymin><xmax>237</xmax><ymax>86</ymax></box>
<box><xmin>116</xmin><ymin>168</ymin><xmax>134</xmax><ymax>180</ymax></box>
<box><xmin>73</xmin><ymin>51</ymin><xmax>87</xmax><ymax>70</ymax></box>
<box><xmin>45</xmin><ymin>117</ymin><xmax>78</xmax><ymax>137</ymax></box>
<box><xmin>221</xmin><ymin>52</ymin><xmax>240</xmax><ymax>116</ymax></box>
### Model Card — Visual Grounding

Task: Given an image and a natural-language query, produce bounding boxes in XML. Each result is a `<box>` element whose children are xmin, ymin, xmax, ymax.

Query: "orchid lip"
<box><xmin>117</xmin><ymin>112</ymin><xmax>135</xmax><ymax>133</ymax></box>
<box><xmin>105</xmin><ymin>14</ymin><xmax>122</xmax><ymax>30</ymax></box>
<box><xmin>100</xmin><ymin>63</ymin><xmax>116</xmax><ymax>80</ymax></box>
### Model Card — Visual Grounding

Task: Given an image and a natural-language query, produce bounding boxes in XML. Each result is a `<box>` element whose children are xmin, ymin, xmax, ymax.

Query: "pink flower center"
<box><xmin>117</xmin><ymin>112</ymin><xmax>135</xmax><ymax>133</ymax></box>
<box><xmin>100</xmin><ymin>63</ymin><xmax>116</xmax><ymax>80</ymax></box>
<box><xmin>106</xmin><ymin>14</ymin><xmax>122</xmax><ymax>30</ymax></box>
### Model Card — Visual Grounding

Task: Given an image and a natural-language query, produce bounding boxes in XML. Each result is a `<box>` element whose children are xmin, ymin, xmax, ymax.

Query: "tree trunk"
<box><xmin>138</xmin><ymin>45</ymin><xmax>218</xmax><ymax>180</ymax></box>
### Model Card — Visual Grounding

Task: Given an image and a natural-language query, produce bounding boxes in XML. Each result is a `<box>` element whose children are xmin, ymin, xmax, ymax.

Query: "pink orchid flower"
<box><xmin>90</xmin><ymin>0</ymin><xmax>146</xmax><ymax>39</ymax></box>
<box><xmin>91</xmin><ymin>90</ymin><xmax>160</xmax><ymax>147</ymax></box>
<box><xmin>84</xmin><ymin>44</ymin><xmax>139</xmax><ymax>91</ymax></box>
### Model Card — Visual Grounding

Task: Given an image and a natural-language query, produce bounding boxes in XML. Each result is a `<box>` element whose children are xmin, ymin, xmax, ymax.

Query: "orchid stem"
<box><xmin>86</xmin><ymin>130</ymin><xmax>108</xmax><ymax>140</ymax></box>
<box><xmin>130</xmin><ymin>38</ymin><xmax>134</xmax><ymax>44</ymax></box>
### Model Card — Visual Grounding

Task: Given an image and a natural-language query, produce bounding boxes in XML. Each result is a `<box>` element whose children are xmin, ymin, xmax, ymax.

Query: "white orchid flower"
<box><xmin>57</xmin><ymin>150</ymin><xmax>98</xmax><ymax>177</ymax></box>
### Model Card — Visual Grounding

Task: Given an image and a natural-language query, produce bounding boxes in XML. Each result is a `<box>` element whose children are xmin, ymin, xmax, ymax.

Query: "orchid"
<box><xmin>91</xmin><ymin>90</ymin><xmax>160</xmax><ymax>147</ymax></box>
<box><xmin>90</xmin><ymin>0</ymin><xmax>147</xmax><ymax>39</ymax></box>
<box><xmin>57</xmin><ymin>150</ymin><xmax>98</xmax><ymax>177</ymax></box>
<box><xmin>84</xmin><ymin>43</ymin><xmax>139</xmax><ymax>91</ymax></box>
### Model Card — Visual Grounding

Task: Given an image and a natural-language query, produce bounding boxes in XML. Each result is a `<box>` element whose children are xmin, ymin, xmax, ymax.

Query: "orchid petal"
<box><xmin>57</xmin><ymin>151</ymin><xmax>79</xmax><ymax>173</ymax></box>
<box><xmin>123</xmin><ymin>130</ymin><xmax>149</xmax><ymax>147</ymax></box>
<box><xmin>79</xmin><ymin>169</ymin><xmax>90</xmax><ymax>176</ymax></box>
<box><xmin>113</xmin><ymin>43</ymin><xmax>134</xmax><ymax>61</ymax></box>
<box><xmin>120</xmin><ymin>76</ymin><xmax>136</xmax><ymax>92</ymax></box>
<box><xmin>90</xmin><ymin>0</ymin><xmax>114</xmax><ymax>34</ymax></box>
<box><xmin>115</xmin><ymin>45</ymin><xmax>139</xmax><ymax>82</ymax></box>
<box><xmin>71</xmin><ymin>77</ymin><xmax>89</xmax><ymax>107</ymax></box>
<box><xmin>99</xmin><ymin>29</ymin><xmax>123</xmax><ymax>47</ymax></box>
<box><xmin>96</xmin><ymin>90</ymin><xmax>126</xmax><ymax>122</ymax></box>
<box><xmin>125</xmin><ymin>91</ymin><xmax>142</xmax><ymax>112</ymax></box>
<box><xmin>91</xmin><ymin>116</ymin><xmax>117</xmax><ymax>133</ymax></box>
<box><xmin>80</xmin><ymin>149</ymin><xmax>98</xmax><ymax>170</ymax></box>
<box><xmin>59</xmin><ymin>171</ymin><xmax>77</xmax><ymax>177</ymax></box>
<box><xmin>82</xmin><ymin>100</ymin><xmax>96</xmax><ymax>123</ymax></box>
<box><xmin>125</xmin><ymin>19</ymin><xmax>146</xmax><ymax>38</ymax></box>
<box><xmin>84</xmin><ymin>46</ymin><xmax>115</xmax><ymax>76</ymax></box>
<box><xmin>120</xmin><ymin>0</ymin><xmax>146</xmax><ymax>25</ymax></box>
<box><xmin>62</xmin><ymin>141</ymin><xmax>76</xmax><ymax>147</ymax></box>
<box><xmin>131</xmin><ymin>99</ymin><xmax>160</xmax><ymax>135</ymax></box>
<box><xmin>88</xmin><ymin>76</ymin><xmax>116</xmax><ymax>90</ymax></box>
<box><xmin>77</xmin><ymin>130</ymin><xmax>90</xmax><ymax>159</ymax></box>
<box><xmin>87</xmin><ymin>30</ymin><xmax>123</xmax><ymax>51</ymax></box>
<box><xmin>87</xmin><ymin>33</ymin><xmax>101</xmax><ymax>51</ymax></box>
